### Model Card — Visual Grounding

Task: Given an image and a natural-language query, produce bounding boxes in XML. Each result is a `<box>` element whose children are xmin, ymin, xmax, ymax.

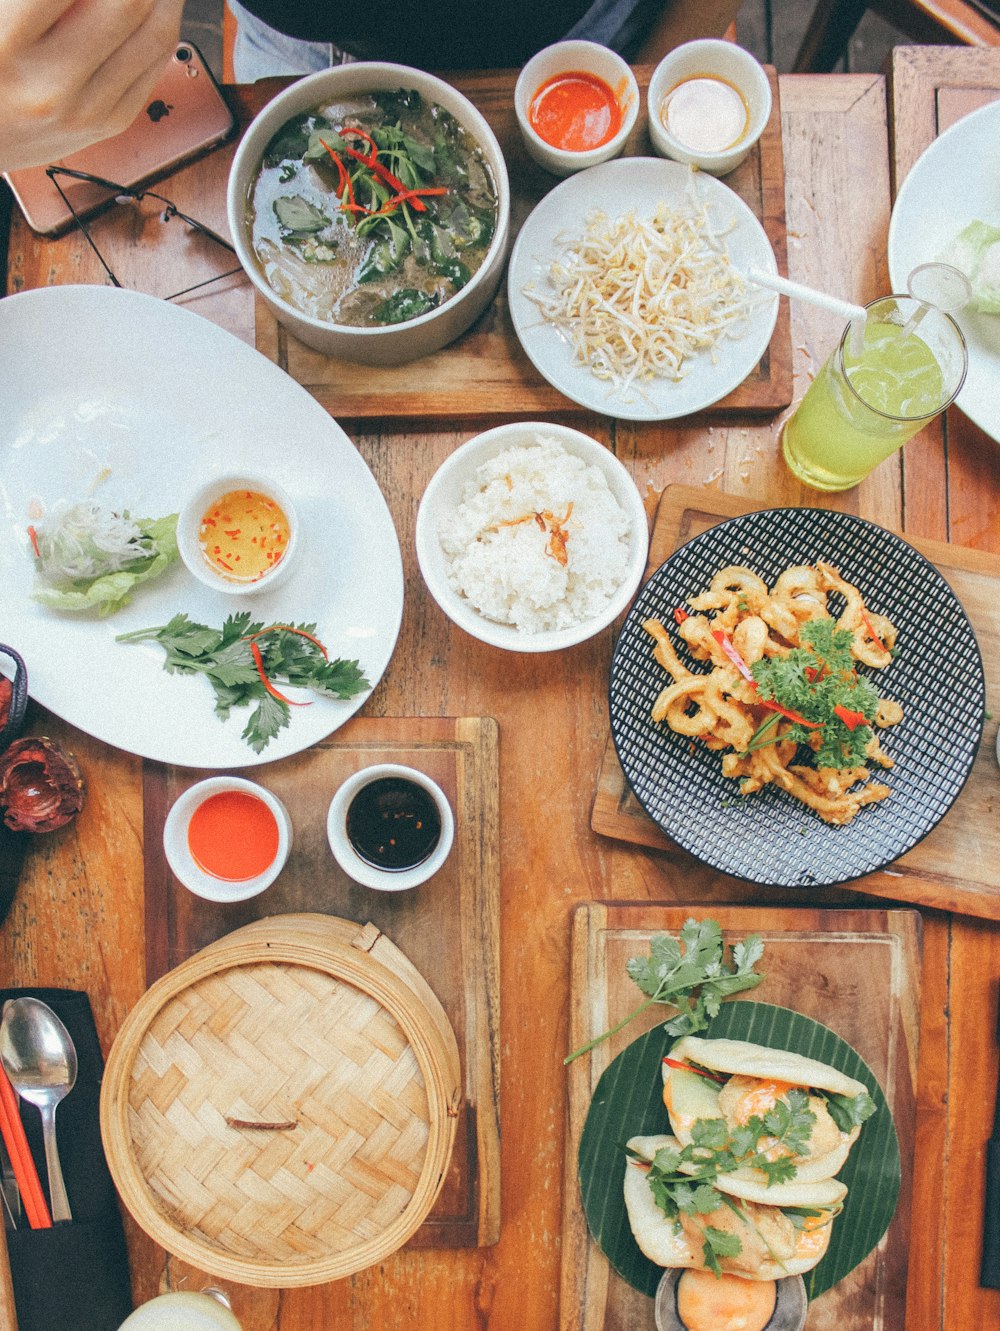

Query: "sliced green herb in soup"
<box><xmin>249</xmin><ymin>88</ymin><xmax>498</xmax><ymax>327</ymax></box>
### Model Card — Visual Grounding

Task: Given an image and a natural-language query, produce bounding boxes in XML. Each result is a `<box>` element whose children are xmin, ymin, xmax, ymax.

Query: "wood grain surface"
<box><xmin>253</xmin><ymin>66</ymin><xmax>792</xmax><ymax>420</ymax></box>
<box><xmin>559</xmin><ymin>903</ymin><xmax>921</xmax><ymax>1331</ymax></box>
<box><xmin>592</xmin><ymin>484</ymin><xmax>1000</xmax><ymax>918</ymax></box>
<box><xmin>2</xmin><ymin>50</ymin><xmax>1000</xmax><ymax>1331</ymax></box>
<box><xmin>142</xmin><ymin>715</ymin><xmax>500</xmax><ymax>1249</ymax></box>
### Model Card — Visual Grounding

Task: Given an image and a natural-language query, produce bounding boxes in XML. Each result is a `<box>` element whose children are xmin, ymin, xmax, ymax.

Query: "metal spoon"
<box><xmin>0</xmin><ymin>999</ymin><xmax>77</xmax><ymax>1221</ymax></box>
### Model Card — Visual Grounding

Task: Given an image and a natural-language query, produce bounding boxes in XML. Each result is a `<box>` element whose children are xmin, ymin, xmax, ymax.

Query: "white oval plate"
<box><xmin>0</xmin><ymin>287</ymin><xmax>403</xmax><ymax>768</ymax></box>
<box><xmin>507</xmin><ymin>157</ymin><xmax>778</xmax><ymax>421</ymax></box>
<box><xmin>888</xmin><ymin>99</ymin><xmax>1000</xmax><ymax>445</ymax></box>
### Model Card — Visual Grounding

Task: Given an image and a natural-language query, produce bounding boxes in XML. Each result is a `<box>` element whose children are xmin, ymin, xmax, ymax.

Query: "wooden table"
<box><xmin>3</xmin><ymin>45</ymin><xmax>1000</xmax><ymax>1331</ymax></box>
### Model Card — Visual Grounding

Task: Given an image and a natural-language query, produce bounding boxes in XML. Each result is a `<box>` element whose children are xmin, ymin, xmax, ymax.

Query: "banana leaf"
<box><xmin>577</xmin><ymin>1000</ymin><xmax>900</xmax><ymax>1301</ymax></box>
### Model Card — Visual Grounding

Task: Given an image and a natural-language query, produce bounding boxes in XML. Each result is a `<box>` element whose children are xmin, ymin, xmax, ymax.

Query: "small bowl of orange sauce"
<box><xmin>515</xmin><ymin>40</ymin><xmax>639</xmax><ymax>177</ymax></box>
<box><xmin>163</xmin><ymin>775</ymin><xmax>293</xmax><ymax>903</ymax></box>
<box><xmin>648</xmin><ymin>39</ymin><xmax>772</xmax><ymax>177</ymax></box>
<box><xmin>177</xmin><ymin>473</ymin><xmax>300</xmax><ymax>595</ymax></box>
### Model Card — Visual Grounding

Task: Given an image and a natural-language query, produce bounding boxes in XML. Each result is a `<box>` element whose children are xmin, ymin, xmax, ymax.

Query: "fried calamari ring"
<box><xmin>816</xmin><ymin>561</ymin><xmax>897</xmax><ymax>668</ymax></box>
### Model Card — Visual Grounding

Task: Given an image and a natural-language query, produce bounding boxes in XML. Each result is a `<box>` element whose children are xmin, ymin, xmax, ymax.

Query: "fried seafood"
<box><xmin>643</xmin><ymin>563</ymin><xmax>902</xmax><ymax>824</ymax></box>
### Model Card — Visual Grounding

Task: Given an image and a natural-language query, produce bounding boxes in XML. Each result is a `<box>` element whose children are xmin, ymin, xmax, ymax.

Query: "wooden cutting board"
<box><xmin>142</xmin><ymin>714</ymin><xmax>499</xmax><ymax>1248</ymax></box>
<box><xmin>559</xmin><ymin>902</ymin><xmax>921</xmax><ymax>1331</ymax></box>
<box><xmin>592</xmin><ymin>485</ymin><xmax>1000</xmax><ymax>920</ymax></box>
<box><xmin>252</xmin><ymin>66</ymin><xmax>792</xmax><ymax>419</ymax></box>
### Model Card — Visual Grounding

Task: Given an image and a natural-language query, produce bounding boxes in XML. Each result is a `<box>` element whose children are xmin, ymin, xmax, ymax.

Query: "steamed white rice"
<box><xmin>439</xmin><ymin>435</ymin><xmax>633</xmax><ymax>633</ymax></box>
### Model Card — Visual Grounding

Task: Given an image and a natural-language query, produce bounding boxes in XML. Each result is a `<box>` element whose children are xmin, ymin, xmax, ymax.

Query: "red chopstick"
<box><xmin>0</xmin><ymin>1065</ymin><xmax>51</xmax><ymax>1229</ymax></box>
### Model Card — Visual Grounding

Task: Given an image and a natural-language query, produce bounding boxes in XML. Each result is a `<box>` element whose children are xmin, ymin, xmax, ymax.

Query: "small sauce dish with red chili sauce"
<box><xmin>515</xmin><ymin>41</ymin><xmax>638</xmax><ymax>177</ymax></box>
<box><xmin>163</xmin><ymin>775</ymin><xmax>293</xmax><ymax>902</ymax></box>
<box><xmin>177</xmin><ymin>472</ymin><xmax>300</xmax><ymax>595</ymax></box>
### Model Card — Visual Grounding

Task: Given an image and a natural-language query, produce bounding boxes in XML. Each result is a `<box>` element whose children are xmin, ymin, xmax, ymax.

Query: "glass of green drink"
<box><xmin>781</xmin><ymin>295</ymin><xmax>967</xmax><ymax>491</ymax></box>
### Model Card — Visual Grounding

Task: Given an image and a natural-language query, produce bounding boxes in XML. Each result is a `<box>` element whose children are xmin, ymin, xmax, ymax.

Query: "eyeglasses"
<box><xmin>45</xmin><ymin>166</ymin><xmax>245</xmax><ymax>301</ymax></box>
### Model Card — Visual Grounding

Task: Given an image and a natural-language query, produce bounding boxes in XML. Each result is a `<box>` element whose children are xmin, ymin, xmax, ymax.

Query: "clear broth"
<box><xmin>249</xmin><ymin>89</ymin><xmax>498</xmax><ymax>328</ymax></box>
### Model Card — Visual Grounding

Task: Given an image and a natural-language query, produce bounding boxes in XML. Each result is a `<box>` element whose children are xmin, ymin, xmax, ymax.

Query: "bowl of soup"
<box><xmin>228</xmin><ymin>63</ymin><xmax>510</xmax><ymax>365</ymax></box>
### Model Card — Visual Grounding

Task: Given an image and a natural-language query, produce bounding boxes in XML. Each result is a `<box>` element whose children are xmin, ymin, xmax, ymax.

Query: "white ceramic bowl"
<box><xmin>176</xmin><ymin>472</ymin><xmax>299</xmax><ymax>595</ymax></box>
<box><xmin>326</xmin><ymin>763</ymin><xmax>454</xmax><ymax>892</ymax></box>
<box><xmin>163</xmin><ymin>776</ymin><xmax>292</xmax><ymax>903</ymax></box>
<box><xmin>514</xmin><ymin>41</ymin><xmax>639</xmax><ymax>177</ymax></box>
<box><xmin>647</xmin><ymin>39</ymin><xmax>772</xmax><ymax>176</ymax></box>
<box><xmin>415</xmin><ymin>421</ymin><xmax>649</xmax><ymax>653</ymax></box>
<box><xmin>227</xmin><ymin>62</ymin><xmax>510</xmax><ymax>366</ymax></box>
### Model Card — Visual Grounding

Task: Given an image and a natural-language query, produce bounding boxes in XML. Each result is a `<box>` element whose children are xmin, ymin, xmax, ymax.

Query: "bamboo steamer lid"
<box><xmin>100</xmin><ymin>917</ymin><xmax>462</xmax><ymax>1287</ymax></box>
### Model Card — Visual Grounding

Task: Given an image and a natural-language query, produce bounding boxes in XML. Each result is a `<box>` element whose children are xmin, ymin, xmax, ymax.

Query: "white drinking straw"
<box><xmin>744</xmin><ymin>268</ymin><xmax>868</xmax><ymax>324</ymax></box>
<box><xmin>745</xmin><ymin>268</ymin><xmax>868</xmax><ymax>360</ymax></box>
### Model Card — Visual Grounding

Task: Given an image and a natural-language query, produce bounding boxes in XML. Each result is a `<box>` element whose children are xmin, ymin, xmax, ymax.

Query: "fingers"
<box><xmin>74</xmin><ymin>1</ymin><xmax>184</xmax><ymax>129</ymax></box>
<box><xmin>0</xmin><ymin>0</ymin><xmax>85</xmax><ymax>49</ymax></box>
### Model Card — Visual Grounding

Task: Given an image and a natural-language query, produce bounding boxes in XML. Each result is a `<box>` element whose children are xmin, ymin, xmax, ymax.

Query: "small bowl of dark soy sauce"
<box><xmin>327</xmin><ymin>763</ymin><xmax>454</xmax><ymax>891</ymax></box>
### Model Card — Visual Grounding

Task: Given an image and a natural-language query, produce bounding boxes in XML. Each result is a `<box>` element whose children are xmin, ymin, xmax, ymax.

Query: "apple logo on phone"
<box><xmin>146</xmin><ymin>100</ymin><xmax>173</xmax><ymax>123</ymax></box>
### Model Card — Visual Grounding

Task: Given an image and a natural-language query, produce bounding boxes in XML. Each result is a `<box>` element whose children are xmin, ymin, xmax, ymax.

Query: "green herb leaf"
<box><xmin>116</xmin><ymin>617</ymin><xmax>371</xmax><ymax>752</ymax></box>
<box><xmin>565</xmin><ymin>919</ymin><xmax>765</xmax><ymax>1063</ymax></box>
<box><xmin>824</xmin><ymin>1089</ymin><xmax>876</xmax><ymax>1132</ymax></box>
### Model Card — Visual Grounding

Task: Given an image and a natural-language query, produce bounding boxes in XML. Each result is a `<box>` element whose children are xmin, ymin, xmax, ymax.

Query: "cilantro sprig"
<box><xmin>748</xmin><ymin>619</ymin><xmax>883</xmax><ymax>768</ymax></box>
<box><xmin>564</xmin><ymin>919</ymin><xmax>764</xmax><ymax>1064</ymax></box>
<box><xmin>630</xmin><ymin>1092</ymin><xmax>817</xmax><ymax>1273</ymax></box>
<box><xmin>117</xmin><ymin>612</ymin><xmax>370</xmax><ymax>752</ymax></box>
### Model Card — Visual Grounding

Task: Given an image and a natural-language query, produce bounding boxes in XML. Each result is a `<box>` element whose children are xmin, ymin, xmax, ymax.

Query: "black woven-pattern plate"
<box><xmin>610</xmin><ymin>507</ymin><xmax>985</xmax><ymax>887</ymax></box>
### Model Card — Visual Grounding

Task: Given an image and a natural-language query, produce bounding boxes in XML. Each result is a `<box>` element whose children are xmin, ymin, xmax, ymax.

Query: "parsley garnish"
<box><xmin>748</xmin><ymin>619</ymin><xmax>883</xmax><ymax>768</ymax></box>
<box><xmin>564</xmin><ymin>919</ymin><xmax>764</xmax><ymax>1063</ymax></box>
<box><xmin>117</xmin><ymin>613</ymin><xmax>370</xmax><ymax>752</ymax></box>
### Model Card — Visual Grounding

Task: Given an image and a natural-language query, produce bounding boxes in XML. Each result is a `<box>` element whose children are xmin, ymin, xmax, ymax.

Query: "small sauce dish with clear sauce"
<box><xmin>177</xmin><ymin>472</ymin><xmax>300</xmax><ymax>595</ymax></box>
<box><xmin>648</xmin><ymin>39</ymin><xmax>772</xmax><ymax>177</ymax></box>
<box><xmin>327</xmin><ymin>763</ymin><xmax>454</xmax><ymax>891</ymax></box>
<box><xmin>163</xmin><ymin>775</ymin><xmax>293</xmax><ymax>903</ymax></box>
<box><xmin>515</xmin><ymin>40</ymin><xmax>639</xmax><ymax>177</ymax></box>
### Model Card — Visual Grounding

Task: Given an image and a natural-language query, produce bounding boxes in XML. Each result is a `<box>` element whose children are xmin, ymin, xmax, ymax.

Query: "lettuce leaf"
<box><xmin>941</xmin><ymin>220</ymin><xmax>1000</xmax><ymax>315</ymax></box>
<box><xmin>31</xmin><ymin>514</ymin><xmax>178</xmax><ymax>617</ymax></box>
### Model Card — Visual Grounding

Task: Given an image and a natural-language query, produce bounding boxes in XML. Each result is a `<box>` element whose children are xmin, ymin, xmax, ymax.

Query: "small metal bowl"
<box><xmin>654</xmin><ymin>1269</ymin><xmax>807</xmax><ymax>1331</ymax></box>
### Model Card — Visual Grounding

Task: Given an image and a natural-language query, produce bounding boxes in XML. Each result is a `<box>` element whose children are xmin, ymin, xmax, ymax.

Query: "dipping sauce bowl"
<box><xmin>177</xmin><ymin>473</ymin><xmax>299</xmax><ymax>595</ymax></box>
<box><xmin>163</xmin><ymin>776</ymin><xmax>292</xmax><ymax>902</ymax></box>
<box><xmin>327</xmin><ymin>763</ymin><xmax>454</xmax><ymax>891</ymax></box>
<box><xmin>515</xmin><ymin>41</ymin><xmax>639</xmax><ymax>177</ymax></box>
<box><xmin>647</xmin><ymin>39</ymin><xmax>772</xmax><ymax>176</ymax></box>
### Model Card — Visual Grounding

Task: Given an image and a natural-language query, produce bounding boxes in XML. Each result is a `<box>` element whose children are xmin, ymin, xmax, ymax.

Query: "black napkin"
<box><xmin>0</xmin><ymin>988</ymin><xmax>133</xmax><ymax>1331</ymax></box>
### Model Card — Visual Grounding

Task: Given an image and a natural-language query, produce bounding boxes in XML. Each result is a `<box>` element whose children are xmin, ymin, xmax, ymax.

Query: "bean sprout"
<box><xmin>524</xmin><ymin>182</ymin><xmax>752</xmax><ymax>399</ymax></box>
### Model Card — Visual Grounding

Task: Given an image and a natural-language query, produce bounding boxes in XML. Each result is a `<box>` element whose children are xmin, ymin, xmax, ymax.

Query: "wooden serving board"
<box><xmin>592</xmin><ymin>485</ymin><xmax>1000</xmax><ymax>920</ymax></box>
<box><xmin>142</xmin><ymin>714</ymin><xmax>500</xmax><ymax>1248</ymax></box>
<box><xmin>252</xmin><ymin>66</ymin><xmax>792</xmax><ymax>420</ymax></box>
<box><xmin>559</xmin><ymin>902</ymin><xmax>921</xmax><ymax>1331</ymax></box>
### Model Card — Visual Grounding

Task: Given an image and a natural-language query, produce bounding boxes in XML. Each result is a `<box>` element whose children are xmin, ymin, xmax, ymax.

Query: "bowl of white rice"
<box><xmin>415</xmin><ymin>422</ymin><xmax>649</xmax><ymax>652</ymax></box>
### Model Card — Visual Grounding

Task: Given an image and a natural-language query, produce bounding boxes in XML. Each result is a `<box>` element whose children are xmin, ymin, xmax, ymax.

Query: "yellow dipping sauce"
<box><xmin>661</xmin><ymin>75</ymin><xmax>750</xmax><ymax>154</ymax></box>
<box><xmin>676</xmin><ymin>1269</ymin><xmax>777</xmax><ymax>1331</ymax></box>
<box><xmin>198</xmin><ymin>488</ymin><xmax>290</xmax><ymax>583</ymax></box>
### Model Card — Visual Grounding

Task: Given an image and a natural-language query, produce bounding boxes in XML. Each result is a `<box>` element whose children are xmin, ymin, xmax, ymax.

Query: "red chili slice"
<box><xmin>662</xmin><ymin>1057</ymin><xmax>727</xmax><ymax>1083</ymax></box>
<box><xmin>249</xmin><ymin>625</ymin><xmax>329</xmax><ymax>658</ymax></box>
<box><xmin>762</xmin><ymin>699</ymin><xmax>823</xmax><ymax>728</ymax></box>
<box><xmin>711</xmin><ymin>630</ymin><xmax>756</xmax><ymax>686</ymax></box>
<box><xmin>861</xmin><ymin>609</ymin><xmax>889</xmax><ymax>655</ymax></box>
<box><xmin>248</xmin><ymin>640</ymin><xmax>312</xmax><ymax>707</ymax></box>
<box><xmin>673</xmin><ymin>607</ymin><xmax>689</xmax><ymax>625</ymax></box>
<box><xmin>833</xmin><ymin>704</ymin><xmax>867</xmax><ymax>731</ymax></box>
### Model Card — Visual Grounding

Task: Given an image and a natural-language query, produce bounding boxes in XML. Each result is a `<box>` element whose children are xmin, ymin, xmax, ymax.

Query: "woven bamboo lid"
<box><xmin>100</xmin><ymin>917</ymin><xmax>462</xmax><ymax>1286</ymax></box>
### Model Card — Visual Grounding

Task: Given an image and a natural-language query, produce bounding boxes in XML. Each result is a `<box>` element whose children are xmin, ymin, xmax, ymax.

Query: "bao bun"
<box><xmin>625</xmin><ymin>1134</ymin><xmax>843</xmax><ymax>1280</ymax></box>
<box><xmin>669</xmin><ymin>1037</ymin><xmax>867</xmax><ymax>1099</ymax></box>
<box><xmin>662</xmin><ymin>1036</ymin><xmax>867</xmax><ymax>1185</ymax></box>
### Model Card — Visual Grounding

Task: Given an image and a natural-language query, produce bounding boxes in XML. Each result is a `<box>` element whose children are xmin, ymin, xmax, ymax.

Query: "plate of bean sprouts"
<box><xmin>507</xmin><ymin>158</ymin><xmax>778</xmax><ymax>420</ymax></box>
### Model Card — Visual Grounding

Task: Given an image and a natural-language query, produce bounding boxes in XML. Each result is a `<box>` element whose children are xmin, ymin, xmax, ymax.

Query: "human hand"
<box><xmin>0</xmin><ymin>0</ymin><xmax>184</xmax><ymax>172</ymax></box>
